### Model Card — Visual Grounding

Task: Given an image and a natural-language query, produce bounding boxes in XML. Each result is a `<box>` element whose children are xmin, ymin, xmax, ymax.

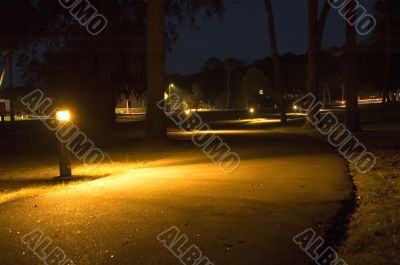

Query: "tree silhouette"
<box><xmin>241</xmin><ymin>67</ymin><xmax>270</xmax><ymax>109</ymax></box>
<box><xmin>374</xmin><ymin>0</ymin><xmax>400</xmax><ymax>104</ymax></box>
<box><xmin>263</xmin><ymin>0</ymin><xmax>286</xmax><ymax>124</ymax></box>
<box><xmin>345</xmin><ymin>0</ymin><xmax>361</xmax><ymax>131</ymax></box>
<box><xmin>12</xmin><ymin>0</ymin><xmax>149</xmax><ymax>131</ymax></box>
<box><xmin>223</xmin><ymin>57</ymin><xmax>243</xmax><ymax>110</ymax></box>
<box><xmin>145</xmin><ymin>0</ymin><xmax>167</xmax><ymax>142</ymax></box>
<box><xmin>144</xmin><ymin>0</ymin><xmax>224</xmax><ymax>141</ymax></box>
<box><xmin>0</xmin><ymin>0</ymin><xmax>34</xmax><ymax>122</ymax></box>
<box><xmin>306</xmin><ymin>0</ymin><xmax>331</xmax><ymax>126</ymax></box>
<box><xmin>307</xmin><ymin>0</ymin><xmax>319</xmax><ymax>126</ymax></box>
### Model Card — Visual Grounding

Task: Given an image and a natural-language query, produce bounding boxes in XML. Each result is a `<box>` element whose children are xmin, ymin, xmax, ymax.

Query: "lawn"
<box><xmin>0</xmin><ymin>121</ymin><xmax>186</xmax><ymax>205</ymax></box>
<box><xmin>338</xmin><ymin>120</ymin><xmax>400</xmax><ymax>265</ymax></box>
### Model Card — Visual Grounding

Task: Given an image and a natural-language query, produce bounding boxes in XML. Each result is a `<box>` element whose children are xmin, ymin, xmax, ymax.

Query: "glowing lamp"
<box><xmin>56</xmin><ymin>111</ymin><xmax>71</xmax><ymax>122</ymax></box>
<box><xmin>54</xmin><ymin>110</ymin><xmax>72</xmax><ymax>179</ymax></box>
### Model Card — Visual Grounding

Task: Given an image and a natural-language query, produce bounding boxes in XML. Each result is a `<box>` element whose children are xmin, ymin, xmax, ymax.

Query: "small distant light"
<box><xmin>185</xmin><ymin>109</ymin><xmax>190</xmax><ymax>115</ymax></box>
<box><xmin>249</xmin><ymin>108</ymin><xmax>255</xmax><ymax>114</ymax></box>
<box><xmin>56</xmin><ymin>111</ymin><xmax>71</xmax><ymax>122</ymax></box>
<box><xmin>259</xmin><ymin>89</ymin><xmax>264</xmax><ymax>95</ymax></box>
<box><xmin>293</xmin><ymin>105</ymin><xmax>298</xmax><ymax>110</ymax></box>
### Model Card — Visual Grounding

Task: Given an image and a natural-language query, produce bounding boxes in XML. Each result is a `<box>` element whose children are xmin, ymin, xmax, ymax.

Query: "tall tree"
<box><xmin>189</xmin><ymin>84</ymin><xmax>204</xmax><ymax>111</ymax></box>
<box><xmin>383</xmin><ymin>1</ymin><xmax>391</xmax><ymax>104</ymax></box>
<box><xmin>376</xmin><ymin>0</ymin><xmax>394</xmax><ymax>104</ymax></box>
<box><xmin>197</xmin><ymin>57</ymin><xmax>225</xmax><ymax>106</ymax></box>
<box><xmin>263</xmin><ymin>0</ymin><xmax>286</xmax><ymax>124</ymax></box>
<box><xmin>15</xmin><ymin>0</ymin><xmax>148</xmax><ymax>132</ymax></box>
<box><xmin>240</xmin><ymin>67</ymin><xmax>270</xmax><ymax>109</ymax></box>
<box><xmin>318</xmin><ymin>1</ymin><xmax>331</xmax><ymax>50</ymax></box>
<box><xmin>6</xmin><ymin>53</ymin><xmax>14</xmax><ymax>121</ymax></box>
<box><xmin>345</xmin><ymin>0</ymin><xmax>361</xmax><ymax>131</ymax></box>
<box><xmin>307</xmin><ymin>0</ymin><xmax>319</xmax><ymax>125</ymax></box>
<box><xmin>0</xmin><ymin>0</ymin><xmax>33</xmax><ymax>122</ymax></box>
<box><xmin>145</xmin><ymin>0</ymin><xmax>224</xmax><ymax>141</ymax></box>
<box><xmin>223</xmin><ymin>57</ymin><xmax>243</xmax><ymax>110</ymax></box>
<box><xmin>306</xmin><ymin>0</ymin><xmax>331</xmax><ymax>126</ymax></box>
<box><xmin>145</xmin><ymin>0</ymin><xmax>167</xmax><ymax>142</ymax></box>
<box><xmin>368</xmin><ymin>0</ymin><xmax>400</xmax><ymax>104</ymax></box>
<box><xmin>202</xmin><ymin>57</ymin><xmax>224</xmax><ymax>73</ymax></box>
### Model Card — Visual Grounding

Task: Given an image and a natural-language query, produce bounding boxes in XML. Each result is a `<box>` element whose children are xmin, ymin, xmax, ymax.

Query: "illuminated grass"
<box><xmin>0</xmin><ymin>150</ymin><xmax>170</xmax><ymax>206</ymax></box>
<box><xmin>339</xmin><ymin>148</ymin><xmax>400</xmax><ymax>265</ymax></box>
<box><xmin>0</xmin><ymin>184</ymin><xmax>71</xmax><ymax>205</ymax></box>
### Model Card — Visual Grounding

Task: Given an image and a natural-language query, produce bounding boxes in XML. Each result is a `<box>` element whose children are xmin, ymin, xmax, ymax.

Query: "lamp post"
<box><xmin>55</xmin><ymin>111</ymin><xmax>72</xmax><ymax>179</ymax></box>
<box><xmin>167</xmin><ymin>83</ymin><xmax>174</xmax><ymax>112</ymax></box>
<box><xmin>169</xmin><ymin>83</ymin><xmax>174</xmax><ymax>96</ymax></box>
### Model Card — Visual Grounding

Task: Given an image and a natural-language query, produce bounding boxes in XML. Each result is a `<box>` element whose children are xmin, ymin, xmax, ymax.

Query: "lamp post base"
<box><xmin>53</xmin><ymin>176</ymin><xmax>74</xmax><ymax>181</ymax></box>
<box><xmin>59</xmin><ymin>142</ymin><xmax>72</xmax><ymax>179</ymax></box>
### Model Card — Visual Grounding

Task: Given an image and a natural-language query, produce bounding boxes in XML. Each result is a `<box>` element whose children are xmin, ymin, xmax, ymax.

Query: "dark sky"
<box><xmin>166</xmin><ymin>0</ymin><xmax>376</xmax><ymax>74</ymax></box>
<box><xmin>6</xmin><ymin>0</ymin><xmax>376</xmax><ymax>86</ymax></box>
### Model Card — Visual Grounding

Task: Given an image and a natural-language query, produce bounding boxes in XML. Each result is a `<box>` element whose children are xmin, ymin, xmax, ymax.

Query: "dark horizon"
<box><xmin>2</xmin><ymin>0</ymin><xmax>376</xmax><ymax>86</ymax></box>
<box><xmin>166</xmin><ymin>0</ymin><xmax>375</xmax><ymax>74</ymax></box>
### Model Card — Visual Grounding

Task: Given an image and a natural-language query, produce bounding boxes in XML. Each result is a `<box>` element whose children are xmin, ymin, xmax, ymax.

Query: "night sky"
<box><xmin>167</xmin><ymin>0</ymin><xmax>376</xmax><ymax>74</ymax></box>
<box><xmin>7</xmin><ymin>0</ymin><xmax>376</xmax><ymax>86</ymax></box>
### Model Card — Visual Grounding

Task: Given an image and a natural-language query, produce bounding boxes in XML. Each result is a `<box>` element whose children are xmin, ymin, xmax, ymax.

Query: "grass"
<box><xmin>0</xmin><ymin>152</ymin><xmax>179</xmax><ymax>206</ymax></box>
<box><xmin>339</xmin><ymin>148</ymin><xmax>400</xmax><ymax>265</ymax></box>
<box><xmin>325</xmin><ymin>103</ymin><xmax>400</xmax><ymax>264</ymax></box>
<box><xmin>0</xmin><ymin>120</ymin><xmax>187</xmax><ymax>205</ymax></box>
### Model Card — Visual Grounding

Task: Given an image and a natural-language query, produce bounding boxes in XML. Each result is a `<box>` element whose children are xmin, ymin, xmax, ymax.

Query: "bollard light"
<box><xmin>56</xmin><ymin>111</ymin><xmax>71</xmax><ymax>122</ymax></box>
<box><xmin>55</xmin><ymin>110</ymin><xmax>72</xmax><ymax>179</ymax></box>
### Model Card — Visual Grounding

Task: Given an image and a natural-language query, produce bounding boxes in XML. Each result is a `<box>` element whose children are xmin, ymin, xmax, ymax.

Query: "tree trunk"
<box><xmin>345</xmin><ymin>0</ymin><xmax>361</xmax><ymax>131</ymax></box>
<box><xmin>0</xmin><ymin>54</ymin><xmax>6</xmax><ymax>87</ymax></box>
<box><xmin>327</xmin><ymin>84</ymin><xmax>331</xmax><ymax>104</ymax></box>
<box><xmin>383</xmin><ymin>3</ymin><xmax>391</xmax><ymax>104</ymax></box>
<box><xmin>317</xmin><ymin>1</ymin><xmax>331</xmax><ymax>107</ymax></box>
<box><xmin>7</xmin><ymin>52</ymin><xmax>15</xmax><ymax>122</ymax></box>
<box><xmin>145</xmin><ymin>0</ymin><xmax>167</xmax><ymax>142</ymax></box>
<box><xmin>306</xmin><ymin>0</ymin><xmax>319</xmax><ymax>126</ymax></box>
<box><xmin>317</xmin><ymin>0</ymin><xmax>331</xmax><ymax>49</ymax></box>
<box><xmin>263</xmin><ymin>0</ymin><xmax>286</xmax><ymax>125</ymax></box>
<box><xmin>226</xmin><ymin>68</ymin><xmax>231</xmax><ymax>110</ymax></box>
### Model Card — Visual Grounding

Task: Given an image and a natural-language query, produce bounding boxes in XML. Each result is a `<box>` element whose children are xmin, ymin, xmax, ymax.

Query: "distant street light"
<box><xmin>168</xmin><ymin>83</ymin><xmax>175</xmax><ymax>96</ymax></box>
<box><xmin>167</xmin><ymin>83</ymin><xmax>176</xmax><ymax>112</ymax></box>
<box><xmin>249</xmin><ymin>108</ymin><xmax>255</xmax><ymax>119</ymax></box>
<box><xmin>55</xmin><ymin>110</ymin><xmax>72</xmax><ymax>179</ymax></box>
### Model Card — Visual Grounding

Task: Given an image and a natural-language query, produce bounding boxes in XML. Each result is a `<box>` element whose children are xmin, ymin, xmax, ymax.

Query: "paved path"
<box><xmin>0</xmin><ymin>129</ymin><xmax>352</xmax><ymax>265</ymax></box>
